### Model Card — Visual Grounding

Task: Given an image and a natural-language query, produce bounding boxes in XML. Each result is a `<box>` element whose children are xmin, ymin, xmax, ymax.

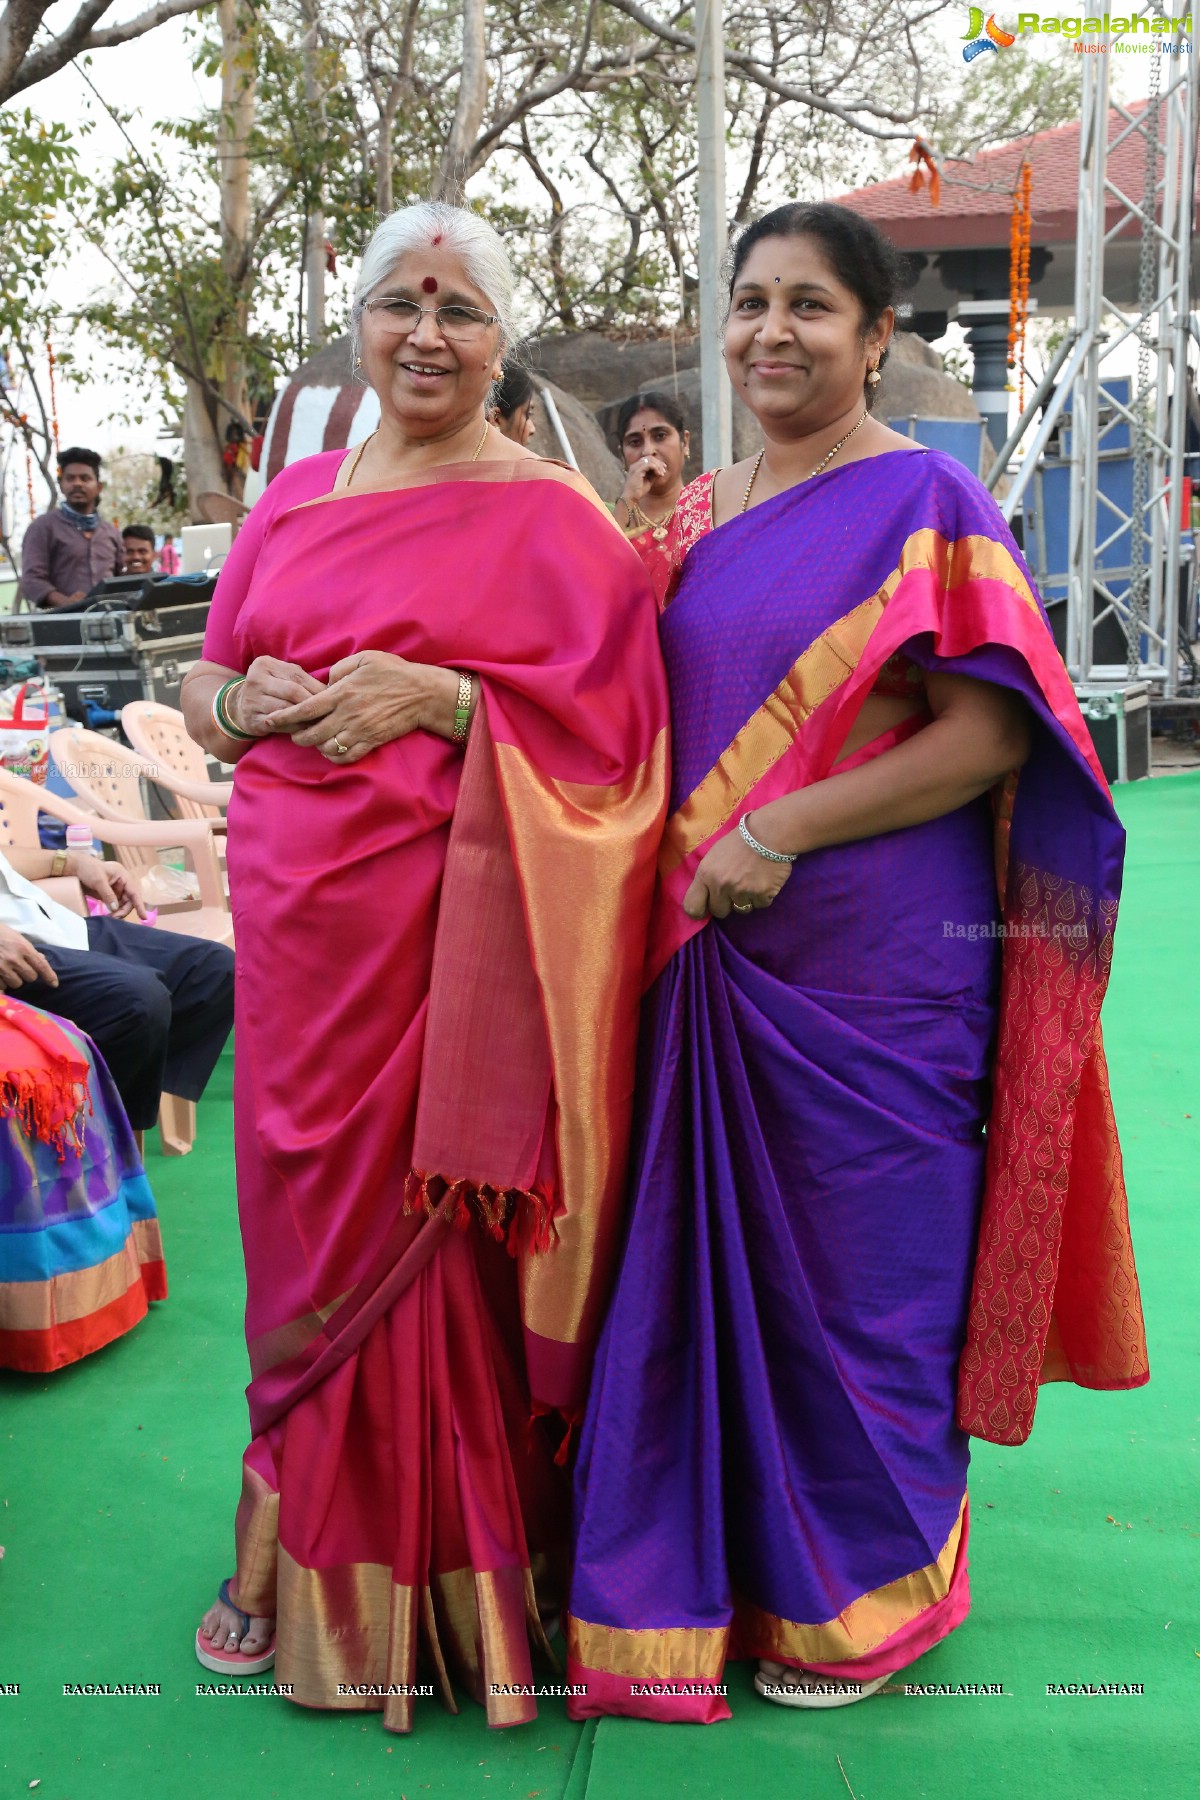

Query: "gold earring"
<box><xmin>867</xmin><ymin>363</ymin><xmax>882</xmax><ymax>388</ymax></box>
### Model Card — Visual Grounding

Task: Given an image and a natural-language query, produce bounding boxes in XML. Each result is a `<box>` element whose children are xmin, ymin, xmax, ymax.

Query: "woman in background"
<box><xmin>613</xmin><ymin>391</ymin><xmax>691</xmax><ymax>606</ymax></box>
<box><xmin>488</xmin><ymin>359</ymin><xmax>537</xmax><ymax>445</ymax></box>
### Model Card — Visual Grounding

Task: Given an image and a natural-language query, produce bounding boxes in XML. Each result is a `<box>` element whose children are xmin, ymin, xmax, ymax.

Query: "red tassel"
<box><xmin>407</xmin><ymin>1167</ymin><xmax>561</xmax><ymax>1256</ymax></box>
<box><xmin>553</xmin><ymin>1409</ymin><xmax>583</xmax><ymax>1468</ymax></box>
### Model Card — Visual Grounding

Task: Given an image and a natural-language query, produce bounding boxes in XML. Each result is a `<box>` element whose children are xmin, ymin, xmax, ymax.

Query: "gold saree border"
<box><xmin>233</xmin><ymin>1460</ymin><xmax>280</xmax><ymax>1620</ymax></box>
<box><xmin>494</xmin><ymin>728</ymin><xmax>669</xmax><ymax>1349</ymax></box>
<box><xmin>0</xmin><ymin>1218</ymin><xmax>163</xmax><ymax>1332</ymax></box>
<box><xmin>273</xmin><ymin>1549</ymin><xmax>544</xmax><ymax>1729</ymax></box>
<box><xmin>247</xmin><ymin>1289</ymin><xmax>351</xmax><ymax>1380</ymax></box>
<box><xmin>276</xmin><ymin>1548</ymin><xmax>418</xmax><ymax>1732</ymax></box>
<box><xmin>568</xmin><ymin>1498</ymin><xmax>965</xmax><ymax>1676</ymax></box>
<box><xmin>566</xmin><ymin>1614</ymin><xmax>727</xmax><ymax>1682</ymax></box>
<box><xmin>736</xmin><ymin>1498</ymin><xmax>966</xmax><ymax>1664</ymax></box>
<box><xmin>660</xmin><ymin>529</ymin><xmax>1041</xmax><ymax>876</ymax></box>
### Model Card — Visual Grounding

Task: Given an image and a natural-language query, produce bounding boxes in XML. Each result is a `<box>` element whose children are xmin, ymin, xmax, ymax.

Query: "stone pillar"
<box><xmin>952</xmin><ymin>299</ymin><xmax>1014</xmax><ymax>452</ymax></box>
<box><xmin>937</xmin><ymin>245</ymin><xmax>1053</xmax><ymax>453</ymax></box>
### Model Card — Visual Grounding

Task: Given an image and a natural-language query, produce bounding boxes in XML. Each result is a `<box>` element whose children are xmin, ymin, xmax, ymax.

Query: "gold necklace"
<box><xmin>344</xmin><ymin>419</ymin><xmax>490</xmax><ymax>489</ymax></box>
<box><xmin>740</xmin><ymin>411</ymin><xmax>869</xmax><ymax>513</ymax></box>
<box><xmin>630</xmin><ymin>493</ymin><xmax>680</xmax><ymax>542</ymax></box>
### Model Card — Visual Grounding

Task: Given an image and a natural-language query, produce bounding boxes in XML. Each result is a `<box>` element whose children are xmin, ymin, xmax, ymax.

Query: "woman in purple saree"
<box><xmin>567</xmin><ymin>205</ymin><xmax>1148</xmax><ymax>1721</ymax></box>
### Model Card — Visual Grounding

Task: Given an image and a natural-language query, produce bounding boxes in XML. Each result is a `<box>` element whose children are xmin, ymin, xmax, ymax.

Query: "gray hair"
<box><xmin>350</xmin><ymin>201</ymin><xmax>515</xmax><ymax>372</ymax></box>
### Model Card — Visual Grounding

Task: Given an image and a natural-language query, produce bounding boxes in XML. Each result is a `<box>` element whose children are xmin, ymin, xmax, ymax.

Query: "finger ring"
<box><xmin>731</xmin><ymin>901</ymin><xmax>753</xmax><ymax>914</ymax></box>
<box><xmin>332</xmin><ymin>737</ymin><xmax>348</xmax><ymax>755</ymax></box>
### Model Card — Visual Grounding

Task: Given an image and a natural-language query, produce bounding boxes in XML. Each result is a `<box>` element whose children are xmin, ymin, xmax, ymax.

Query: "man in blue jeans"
<box><xmin>0</xmin><ymin>840</ymin><xmax>233</xmax><ymax>1129</ymax></box>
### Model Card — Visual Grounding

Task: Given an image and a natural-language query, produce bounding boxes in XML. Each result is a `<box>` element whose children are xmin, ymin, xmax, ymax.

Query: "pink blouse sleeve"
<box><xmin>202</xmin><ymin>451</ymin><xmax>346</xmax><ymax>667</ymax></box>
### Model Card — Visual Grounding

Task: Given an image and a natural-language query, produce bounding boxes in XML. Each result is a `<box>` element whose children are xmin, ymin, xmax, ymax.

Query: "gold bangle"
<box><xmin>50</xmin><ymin>848</ymin><xmax>68</xmax><ymax>877</ymax></box>
<box><xmin>452</xmin><ymin>670</ymin><xmax>474</xmax><ymax>744</ymax></box>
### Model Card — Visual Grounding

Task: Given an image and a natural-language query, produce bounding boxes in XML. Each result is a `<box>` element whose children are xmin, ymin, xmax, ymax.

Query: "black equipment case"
<box><xmin>1</xmin><ymin>576</ymin><xmax>216</xmax><ymax>716</ymax></box>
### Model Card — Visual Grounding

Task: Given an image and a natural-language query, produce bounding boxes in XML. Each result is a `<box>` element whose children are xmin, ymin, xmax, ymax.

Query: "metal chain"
<box><xmin>1127</xmin><ymin>42</ymin><xmax>1162</xmax><ymax>681</ymax></box>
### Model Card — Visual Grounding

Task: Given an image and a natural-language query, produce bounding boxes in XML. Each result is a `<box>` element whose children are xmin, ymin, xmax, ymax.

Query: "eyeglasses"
<box><xmin>363</xmin><ymin>298</ymin><xmax>499</xmax><ymax>339</ymax></box>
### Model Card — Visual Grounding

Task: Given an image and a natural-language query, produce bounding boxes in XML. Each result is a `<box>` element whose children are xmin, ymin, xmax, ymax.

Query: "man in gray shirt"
<box><xmin>18</xmin><ymin>445</ymin><xmax>124</xmax><ymax>609</ymax></box>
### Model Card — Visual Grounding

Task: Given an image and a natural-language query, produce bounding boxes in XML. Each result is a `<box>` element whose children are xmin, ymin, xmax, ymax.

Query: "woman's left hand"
<box><xmin>682</xmin><ymin>828</ymin><xmax>793</xmax><ymax>920</ymax></box>
<box><xmin>267</xmin><ymin>652</ymin><xmax>442</xmax><ymax>762</ymax></box>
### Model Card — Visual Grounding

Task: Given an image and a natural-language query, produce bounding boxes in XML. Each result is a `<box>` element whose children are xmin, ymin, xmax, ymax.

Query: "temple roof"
<box><xmin>839</xmin><ymin>102</ymin><xmax>1196</xmax><ymax>253</ymax></box>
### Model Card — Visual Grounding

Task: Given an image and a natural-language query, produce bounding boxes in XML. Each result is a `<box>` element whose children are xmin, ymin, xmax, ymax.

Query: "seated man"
<box><xmin>121</xmin><ymin>524</ymin><xmax>158</xmax><ymax>576</ymax></box>
<box><xmin>0</xmin><ymin>842</ymin><xmax>233</xmax><ymax>1131</ymax></box>
<box><xmin>18</xmin><ymin>446</ymin><xmax>125</xmax><ymax>610</ymax></box>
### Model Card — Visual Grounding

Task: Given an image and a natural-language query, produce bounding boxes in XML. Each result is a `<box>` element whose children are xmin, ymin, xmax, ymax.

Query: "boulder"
<box><xmin>873</xmin><ymin>333</ymin><xmax>982</xmax><ymax>425</ymax></box>
<box><xmin>530</xmin><ymin>331</ymin><xmax>702</xmax><ymax>409</ymax></box>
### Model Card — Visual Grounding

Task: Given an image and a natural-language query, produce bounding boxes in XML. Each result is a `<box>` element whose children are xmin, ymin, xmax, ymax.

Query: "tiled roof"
<box><xmin>838</xmin><ymin>103</ymin><xmax>1197</xmax><ymax>250</ymax></box>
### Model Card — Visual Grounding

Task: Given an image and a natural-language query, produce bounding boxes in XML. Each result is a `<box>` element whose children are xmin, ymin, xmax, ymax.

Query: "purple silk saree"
<box><xmin>566</xmin><ymin>449</ymin><xmax>1147</xmax><ymax>1723</ymax></box>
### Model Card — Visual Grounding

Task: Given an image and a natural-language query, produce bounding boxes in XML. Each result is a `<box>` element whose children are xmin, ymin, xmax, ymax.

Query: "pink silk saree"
<box><xmin>202</xmin><ymin>456</ymin><xmax>669</xmax><ymax>1730</ymax></box>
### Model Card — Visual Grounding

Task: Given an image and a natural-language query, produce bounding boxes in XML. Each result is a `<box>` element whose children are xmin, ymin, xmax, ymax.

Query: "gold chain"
<box><xmin>345</xmin><ymin>418</ymin><xmax>490</xmax><ymax>490</ymax></box>
<box><xmin>630</xmin><ymin>495</ymin><xmax>680</xmax><ymax>542</ymax></box>
<box><xmin>740</xmin><ymin>410</ymin><xmax>869</xmax><ymax>514</ymax></box>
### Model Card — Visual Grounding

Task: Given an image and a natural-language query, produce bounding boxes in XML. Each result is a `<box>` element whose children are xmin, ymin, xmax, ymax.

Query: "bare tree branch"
<box><xmin>603</xmin><ymin>0</ymin><xmax>926</xmax><ymax>138</ymax></box>
<box><xmin>1</xmin><ymin>0</ymin><xmax>212</xmax><ymax>103</ymax></box>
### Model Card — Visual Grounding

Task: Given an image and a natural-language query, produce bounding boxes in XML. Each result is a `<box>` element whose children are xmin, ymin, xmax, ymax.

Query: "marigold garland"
<box><xmin>907</xmin><ymin>136</ymin><xmax>942</xmax><ymax>208</ymax></box>
<box><xmin>21</xmin><ymin>415</ymin><xmax>35</xmax><ymax>514</ymax></box>
<box><xmin>45</xmin><ymin>335</ymin><xmax>60</xmax><ymax>453</ymax></box>
<box><xmin>1008</xmin><ymin>161</ymin><xmax>1033</xmax><ymax>411</ymax></box>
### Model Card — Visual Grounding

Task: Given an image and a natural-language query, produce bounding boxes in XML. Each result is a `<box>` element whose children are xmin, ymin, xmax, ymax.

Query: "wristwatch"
<box><xmin>50</xmin><ymin>849</ymin><xmax>69</xmax><ymax>876</ymax></box>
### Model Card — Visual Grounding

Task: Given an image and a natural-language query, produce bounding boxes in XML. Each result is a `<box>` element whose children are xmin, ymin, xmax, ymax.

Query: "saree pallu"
<box><xmin>0</xmin><ymin>1000</ymin><xmax>162</xmax><ymax>1373</ymax></box>
<box><xmin>212</xmin><ymin>460</ymin><xmax>667</xmax><ymax>1731</ymax></box>
<box><xmin>567</xmin><ymin>448</ymin><xmax>1148</xmax><ymax>1723</ymax></box>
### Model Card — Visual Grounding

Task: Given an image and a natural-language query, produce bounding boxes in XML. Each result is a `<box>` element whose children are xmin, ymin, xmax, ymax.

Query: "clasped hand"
<box><xmin>241</xmin><ymin>652</ymin><xmax>432</xmax><ymax>764</ymax></box>
<box><xmin>682</xmin><ymin>828</ymin><xmax>792</xmax><ymax>921</ymax></box>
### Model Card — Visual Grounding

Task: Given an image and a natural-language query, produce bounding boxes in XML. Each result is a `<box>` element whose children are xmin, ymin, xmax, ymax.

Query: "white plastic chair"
<box><xmin>48</xmin><ymin>726</ymin><xmax>232</xmax><ymax>915</ymax></box>
<box><xmin>51</xmin><ymin>723</ymin><xmax>232</xmax><ymax>824</ymax></box>
<box><xmin>120</xmin><ymin>702</ymin><xmax>230</xmax><ymax>821</ymax></box>
<box><xmin>0</xmin><ymin>769</ymin><xmax>232</xmax><ymax>949</ymax></box>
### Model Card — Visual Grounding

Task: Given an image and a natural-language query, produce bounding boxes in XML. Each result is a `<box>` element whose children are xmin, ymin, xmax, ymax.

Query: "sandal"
<box><xmin>754</xmin><ymin>1659</ymin><xmax>887</xmax><ymax>1709</ymax></box>
<box><xmin>195</xmin><ymin>1577</ymin><xmax>276</xmax><ymax>1677</ymax></box>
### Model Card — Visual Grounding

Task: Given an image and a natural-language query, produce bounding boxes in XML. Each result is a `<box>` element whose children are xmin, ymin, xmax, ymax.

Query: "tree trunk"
<box><xmin>304</xmin><ymin>207</ymin><xmax>325</xmax><ymax>349</ymax></box>
<box><xmin>182</xmin><ymin>374</ymin><xmax>228</xmax><ymax>519</ymax></box>
<box><xmin>433</xmin><ymin>0</ymin><xmax>486</xmax><ymax>202</ymax></box>
<box><xmin>215</xmin><ymin>0</ymin><xmax>254</xmax><ymax>500</ymax></box>
<box><xmin>301</xmin><ymin>0</ymin><xmax>325</xmax><ymax>348</ymax></box>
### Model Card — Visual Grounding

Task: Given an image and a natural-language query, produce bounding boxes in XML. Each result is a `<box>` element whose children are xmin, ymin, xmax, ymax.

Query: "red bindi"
<box><xmin>422</xmin><ymin>276</ymin><xmax>438</xmax><ymax>294</ymax></box>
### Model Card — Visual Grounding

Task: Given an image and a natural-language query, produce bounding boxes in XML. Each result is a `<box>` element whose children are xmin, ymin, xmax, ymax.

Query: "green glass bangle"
<box><xmin>213</xmin><ymin>678</ymin><xmax>255</xmax><ymax>741</ymax></box>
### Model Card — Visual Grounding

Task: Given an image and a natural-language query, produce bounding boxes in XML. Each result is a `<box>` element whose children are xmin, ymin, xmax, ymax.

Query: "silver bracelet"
<box><xmin>738</xmin><ymin>811</ymin><xmax>798</xmax><ymax>864</ymax></box>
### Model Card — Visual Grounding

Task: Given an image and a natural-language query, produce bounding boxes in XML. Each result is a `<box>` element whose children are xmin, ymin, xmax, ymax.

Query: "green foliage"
<box><xmin>0</xmin><ymin>110</ymin><xmax>88</xmax><ymax>514</ymax></box>
<box><xmin>0</xmin><ymin>109</ymin><xmax>86</xmax><ymax>350</ymax></box>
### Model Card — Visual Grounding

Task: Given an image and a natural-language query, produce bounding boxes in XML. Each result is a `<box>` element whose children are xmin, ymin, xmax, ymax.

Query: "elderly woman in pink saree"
<box><xmin>181</xmin><ymin>202</ymin><xmax>668</xmax><ymax>1730</ymax></box>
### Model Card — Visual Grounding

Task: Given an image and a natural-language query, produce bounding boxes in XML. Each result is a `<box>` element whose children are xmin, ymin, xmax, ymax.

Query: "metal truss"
<box><xmin>989</xmin><ymin>13</ymin><xmax>1198</xmax><ymax>696</ymax></box>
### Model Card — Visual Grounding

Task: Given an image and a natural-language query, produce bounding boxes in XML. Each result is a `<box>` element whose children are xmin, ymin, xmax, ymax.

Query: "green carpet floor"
<box><xmin>2</xmin><ymin>772</ymin><xmax>1196</xmax><ymax>1800</ymax></box>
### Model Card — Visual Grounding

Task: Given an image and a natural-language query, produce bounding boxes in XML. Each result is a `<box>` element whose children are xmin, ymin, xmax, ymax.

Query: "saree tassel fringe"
<box><xmin>404</xmin><ymin>1168</ymin><xmax>559</xmax><ymax>1257</ymax></box>
<box><xmin>0</xmin><ymin>1069</ymin><xmax>88</xmax><ymax>1160</ymax></box>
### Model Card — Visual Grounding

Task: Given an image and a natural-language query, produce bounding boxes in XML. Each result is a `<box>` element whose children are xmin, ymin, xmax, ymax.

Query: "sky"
<box><xmin>4</xmin><ymin>3</ymin><xmax>1171</xmax><ymax>497</ymax></box>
